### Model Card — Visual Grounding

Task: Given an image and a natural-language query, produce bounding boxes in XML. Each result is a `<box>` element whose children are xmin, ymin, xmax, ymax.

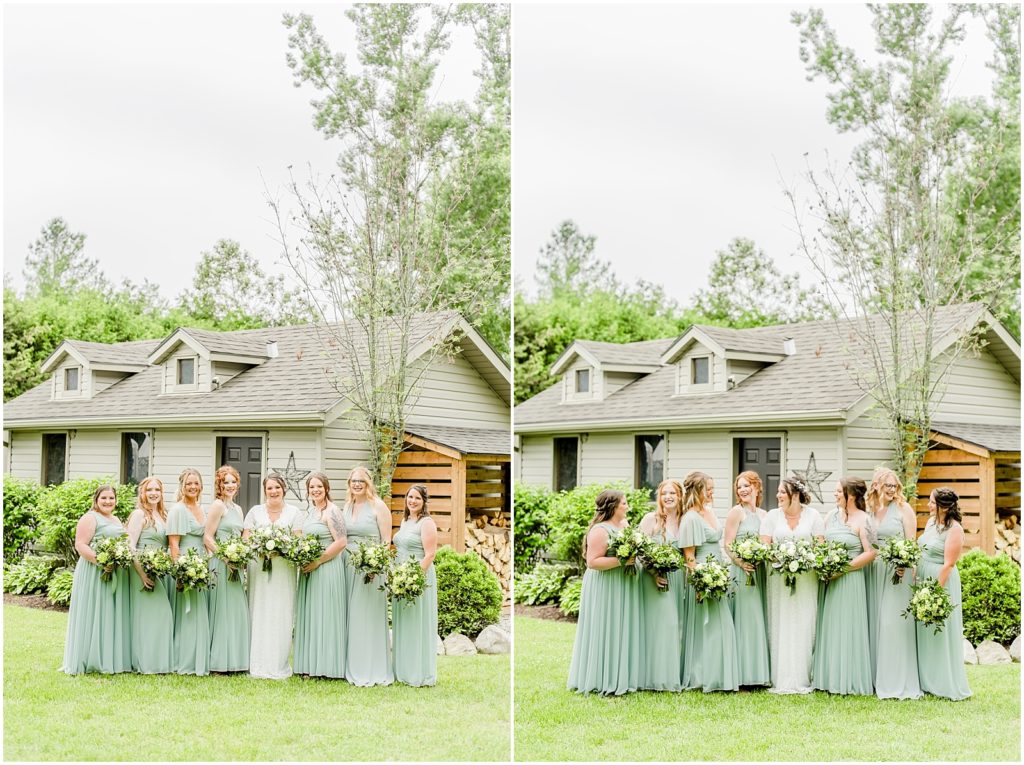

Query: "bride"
<box><xmin>759</xmin><ymin>478</ymin><xmax>824</xmax><ymax>694</ymax></box>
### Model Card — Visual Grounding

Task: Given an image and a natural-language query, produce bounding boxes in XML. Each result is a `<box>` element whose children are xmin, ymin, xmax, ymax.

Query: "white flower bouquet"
<box><xmin>91</xmin><ymin>535</ymin><xmax>134</xmax><ymax>583</ymax></box>
<box><xmin>812</xmin><ymin>539</ymin><xmax>851</xmax><ymax>585</ymax></box>
<box><xmin>606</xmin><ymin>525</ymin><xmax>650</xmax><ymax>576</ymax></box>
<box><xmin>172</xmin><ymin>548</ymin><xmax>216</xmax><ymax>593</ymax></box>
<box><xmin>637</xmin><ymin>540</ymin><xmax>683</xmax><ymax>591</ymax></box>
<box><xmin>769</xmin><ymin>537</ymin><xmax>816</xmax><ymax>596</ymax></box>
<box><xmin>348</xmin><ymin>541</ymin><xmax>395</xmax><ymax>584</ymax></box>
<box><xmin>388</xmin><ymin>557</ymin><xmax>427</xmax><ymax>602</ymax></box>
<box><xmin>903</xmin><ymin>577</ymin><xmax>954</xmax><ymax>634</ymax></box>
<box><xmin>215</xmin><ymin>535</ymin><xmax>253</xmax><ymax>582</ymax></box>
<box><xmin>136</xmin><ymin>547</ymin><xmax>173</xmax><ymax>590</ymax></box>
<box><xmin>689</xmin><ymin>554</ymin><xmax>734</xmax><ymax>603</ymax></box>
<box><xmin>875</xmin><ymin>536</ymin><xmax>922</xmax><ymax>585</ymax></box>
<box><xmin>248</xmin><ymin>525</ymin><xmax>295</xmax><ymax>573</ymax></box>
<box><xmin>727</xmin><ymin>533</ymin><xmax>772</xmax><ymax>586</ymax></box>
<box><xmin>284</xmin><ymin>533</ymin><xmax>325</xmax><ymax>572</ymax></box>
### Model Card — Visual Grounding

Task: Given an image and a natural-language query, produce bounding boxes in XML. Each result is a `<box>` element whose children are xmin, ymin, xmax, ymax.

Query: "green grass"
<box><xmin>514</xmin><ymin>615</ymin><xmax>1021</xmax><ymax>762</ymax></box>
<box><xmin>3</xmin><ymin>604</ymin><xmax>510</xmax><ymax>761</ymax></box>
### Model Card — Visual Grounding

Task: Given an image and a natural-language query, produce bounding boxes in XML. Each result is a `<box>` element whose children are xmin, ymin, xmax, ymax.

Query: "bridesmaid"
<box><xmin>679</xmin><ymin>470</ymin><xmax>739</xmax><ymax>693</ymax></box>
<box><xmin>812</xmin><ymin>477</ymin><xmax>876</xmax><ymax>695</ymax></box>
<box><xmin>567</xmin><ymin>489</ymin><xmax>644</xmax><ymax>694</ymax></box>
<box><xmin>723</xmin><ymin>470</ymin><xmax>770</xmax><ymax>687</ymax></box>
<box><xmin>392</xmin><ymin>483</ymin><xmax>439</xmax><ymax>687</ymax></box>
<box><xmin>637</xmin><ymin>478</ymin><xmax>683</xmax><ymax>691</ymax></box>
<box><xmin>916</xmin><ymin>488</ymin><xmax>972</xmax><ymax>700</ymax></box>
<box><xmin>203</xmin><ymin>465</ymin><xmax>250</xmax><ymax>673</ymax></box>
<box><xmin>294</xmin><ymin>471</ymin><xmax>349</xmax><ymax>679</ymax></box>
<box><xmin>342</xmin><ymin>466</ymin><xmax>394</xmax><ymax>686</ymax></box>
<box><xmin>867</xmin><ymin>468</ymin><xmax>921</xmax><ymax>699</ymax></box>
<box><xmin>61</xmin><ymin>484</ymin><xmax>132</xmax><ymax>674</ymax></box>
<box><xmin>126</xmin><ymin>477</ymin><xmax>173</xmax><ymax>674</ymax></box>
<box><xmin>167</xmin><ymin>467</ymin><xmax>211</xmax><ymax>676</ymax></box>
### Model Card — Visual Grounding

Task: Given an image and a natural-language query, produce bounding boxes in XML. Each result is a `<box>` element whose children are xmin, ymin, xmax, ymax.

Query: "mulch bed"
<box><xmin>514</xmin><ymin>603</ymin><xmax>577</xmax><ymax>623</ymax></box>
<box><xmin>4</xmin><ymin>593</ymin><xmax>68</xmax><ymax>612</ymax></box>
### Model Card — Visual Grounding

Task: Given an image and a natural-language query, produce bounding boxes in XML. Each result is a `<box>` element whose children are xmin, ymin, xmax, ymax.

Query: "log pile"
<box><xmin>464</xmin><ymin>513</ymin><xmax>511</xmax><ymax>602</ymax></box>
<box><xmin>994</xmin><ymin>515</ymin><xmax>1020</xmax><ymax>564</ymax></box>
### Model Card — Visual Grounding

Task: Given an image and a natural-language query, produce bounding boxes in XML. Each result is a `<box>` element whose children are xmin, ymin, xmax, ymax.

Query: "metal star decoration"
<box><xmin>791</xmin><ymin>452</ymin><xmax>832</xmax><ymax>503</ymax></box>
<box><xmin>272</xmin><ymin>451</ymin><xmax>311</xmax><ymax>502</ymax></box>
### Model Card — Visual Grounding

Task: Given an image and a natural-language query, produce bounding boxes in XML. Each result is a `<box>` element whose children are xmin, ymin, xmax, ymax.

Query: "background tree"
<box><xmin>22</xmin><ymin>218</ymin><xmax>103</xmax><ymax>297</ymax></box>
<box><xmin>534</xmin><ymin>220</ymin><xmax>613</xmax><ymax>297</ymax></box>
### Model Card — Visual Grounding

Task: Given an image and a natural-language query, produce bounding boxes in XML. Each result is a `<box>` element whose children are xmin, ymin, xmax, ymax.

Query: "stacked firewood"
<box><xmin>994</xmin><ymin>515</ymin><xmax>1020</xmax><ymax>564</ymax></box>
<box><xmin>464</xmin><ymin>513</ymin><xmax>511</xmax><ymax>602</ymax></box>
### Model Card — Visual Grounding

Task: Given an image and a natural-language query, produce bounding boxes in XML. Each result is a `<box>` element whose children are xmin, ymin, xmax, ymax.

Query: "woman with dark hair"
<box><xmin>637</xmin><ymin>478</ymin><xmax>684</xmax><ymax>691</ymax></box>
<box><xmin>679</xmin><ymin>470</ymin><xmax>739</xmax><ymax>692</ymax></box>
<box><xmin>294</xmin><ymin>471</ymin><xmax>348</xmax><ymax>679</ymax></box>
<box><xmin>760</xmin><ymin>478</ymin><xmax>824</xmax><ymax>694</ymax></box>
<box><xmin>61</xmin><ymin>484</ymin><xmax>132</xmax><ymax>674</ymax></box>
<box><xmin>204</xmin><ymin>465</ymin><xmax>250</xmax><ymax>673</ymax></box>
<box><xmin>127</xmin><ymin>477</ymin><xmax>173</xmax><ymax>674</ymax></box>
<box><xmin>916</xmin><ymin>488</ymin><xmax>971</xmax><ymax>700</ymax></box>
<box><xmin>243</xmin><ymin>472</ymin><xmax>303</xmax><ymax>679</ymax></box>
<box><xmin>392</xmin><ymin>483</ymin><xmax>439</xmax><ymax>686</ymax></box>
<box><xmin>568</xmin><ymin>489</ymin><xmax>644</xmax><ymax>694</ymax></box>
<box><xmin>812</xmin><ymin>477</ymin><xmax>876</xmax><ymax>695</ymax></box>
<box><xmin>723</xmin><ymin>470</ymin><xmax>770</xmax><ymax>687</ymax></box>
<box><xmin>167</xmin><ymin>468</ymin><xmax>211</xmax><ymax>675</ymax></box>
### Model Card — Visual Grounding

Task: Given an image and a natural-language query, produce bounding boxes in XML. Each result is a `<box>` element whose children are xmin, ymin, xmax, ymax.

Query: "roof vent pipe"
<box><xmin>266</xmin><ymin>340</ymin><xmax>279</xmax><ymax>358</ymax></box>
<box><xmin>783</xmin><ymin>337</ymin><xmax>796</xmax><ymax>356</ymax></box>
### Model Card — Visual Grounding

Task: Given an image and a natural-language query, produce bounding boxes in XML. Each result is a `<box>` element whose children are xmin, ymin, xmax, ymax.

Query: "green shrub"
<box><xmin>958</xmin><ymin>549</ymin><xmax>1021</xmax><ymax>645</ymax></box>
<box><xmin>35</xmin><ymin>477</ymin><xmax>135</xmax><ymax>566</ymax></box>
<box><xmin>546</xmin><ymin>482</ymin><xmax>652</xmax><ymax>569</ymax></box>
<box><xmin>513</xmin><ymin>483</ymin><xmax>553</xmax><ymax>570</ymax></box>
<box><xmin>3</xmin><ymin>555</ymin><xmax>59</xmax><ymax>595</ymax></box>
<box><xmin>46</xmin><ymin>569</ymin><xmax>74</xmax><ymax>607</ymax></box>
<box><xmin>514</xmin><ymin>562</ymin><xmax>574</xmax><ymax>605</ymax></box>
<box><xmin>435</xmin><ymin>547</ymin><xmax>502</xmax><ymax>638</ymax></box>
<box><xmin>558</xmin><ymin>576</ymin><xmax>583</xmax><ymax>617</ymax></box>
<box><xmin>3</xmin><ymin>476</ymin><xmax>45</xmax><ymax>564</ymax></box>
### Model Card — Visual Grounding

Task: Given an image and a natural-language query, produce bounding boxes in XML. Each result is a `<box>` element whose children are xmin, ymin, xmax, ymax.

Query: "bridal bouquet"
<box><xmin>248</xmin><ymin>526</ymin><xmax>294</xmax><ymax>573</ymax></box>
<box><xmin>689</xmin><ymin>555</ymin><xmax>734</xmax><ymax>603</ymax></box>
<box><xmin>874</xmin><ymin>537</ymin><xmax>922</xmax><ymax>585</ymax></box>
<box><xmin>903</xmin><ymin>577</ymin><xmax>954</xmax><ymax>634</ymax></box>
<box><xmin>284</xmin><ymin>533</ymin><xmax>325</xmax><ymax>572</ymax></box>
<box><xmin>637</xmin><ymin>540</ymin><xmax>683</xmax><ymax>591</ymax></box>
<box><xmin>348</xmin><ymin>541</ymin><xmax>394</xmax><ymax>584</ymax></box>
<box><xmin>172</xmin><ymin>548</ymin><xmax>216</xmax><ymax>593</ymax></box>
<box><xmin>215</xmin><ymin>535</ymin><xmax>252</xmax><ymax>582</ymax></box>
<box><xmin>606</xmin><ymin>526</ymin><xmax>650</xmax><ymax>576</ymax></box>
<box><xmin>136</xmin><ymin>547</ymin><xmax>173</xmax><ymax>590</ymax></box>
<box><xmin>812</xmin><ymin>539</ymin><xmax>851</xmax><ymax>585</ymax></box>
<box><xmin>92</xmin><ymin>536</ymin><xmax>135</xmax><ymax>583</ymax></box>
<box><xmin>727</xmin><ymin>533</ymin><xmax>772</xmax><ymax>586</ymax></box>
<box><xmin>769</xmin><ymin>537</ymin><xmax>816</xmax><ymax>596</ymax></box>
<box><xmin>388</xmin><ymin>557</ymin><xmax>427</xmax><ymax>603</ymax></box>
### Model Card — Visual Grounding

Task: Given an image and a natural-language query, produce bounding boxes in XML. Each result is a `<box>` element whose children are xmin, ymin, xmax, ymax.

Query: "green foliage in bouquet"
<box><xmin>903</xmin><ymin>577</ymin><xmax>955</xmax><ymax>634</ymax></box>
<box><xmin>514</xmin><ymin>563</ymin><xmax>574</xmax><ymax>605</ymax></box>
<box><xmin>958</xmin><ymin>549</ymin><xmax>1021</xmax><ymax>644</ymax></box>
<box><xmin>545</xmin><ymin>482</ymin><xmax>652</xmax><ymax>568</ymax></box>
<box><xmin>3</xmin><ymin>555</ymin><xmax>59</xmax><ymax>595</ymax></box>
<box><xmin>35</xmin><ymin>477</ymin><xmax>135</xmax><ymax>566</ymax></box>
<box><xmin>3</xmin><ymin>476</ymin><xmax>44</xmax><ymax>564</ymax></box>
<box><xmin>46</xmin><ymin>568</ymin><xmax>74</xmax><ymax>606</ymax></box>
<box><xmin>435</xmin><ymin>548</ymin><xmax>502</xmax><ymax>638</ymax></box>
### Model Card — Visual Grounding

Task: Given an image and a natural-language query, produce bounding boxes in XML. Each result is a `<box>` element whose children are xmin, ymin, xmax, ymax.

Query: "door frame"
<box><xmin>730</xmin><ymin>431</ymin><xmax>787</xmax><ymax>506</ymax></box>
<box><xmin>213</xmin><ymin>431</ymin><xmax>267</xmax><ymax>511</ymax></box>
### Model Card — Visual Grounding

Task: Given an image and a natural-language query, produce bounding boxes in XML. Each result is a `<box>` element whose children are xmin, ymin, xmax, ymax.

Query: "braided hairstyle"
<box><xmin>932</xmin><ymin>487</ymin><xmax>962</xmax><ymax>531</ymax></box>
<box><xmin>681</xmin><ymin>471</ymin><xmax>712</xmax><ymax>515</ymax></box>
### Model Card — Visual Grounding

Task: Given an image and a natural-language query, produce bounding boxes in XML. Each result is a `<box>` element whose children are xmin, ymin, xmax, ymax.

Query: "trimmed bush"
<box><xmin>435</xmin><ymin>547</ymin><xmax>502</xmax><ymax>638</ymax></box>
<box><xmin>3</xmin><ymin>555</ymin><xmax>59</xmax><ymax>595</ymax></box>
<box><xmin>558</xmin><ymin>576</ymin><xmax>582</xmax><ymax>617</ymax></box>
<box><xmin>36</xmin><ymin>477</ymin><xmax>135</xmax><ymax>566</ymax></box>
<box><xmin>46</xmin><ymin>569</ymin><xmax>74</xmax><ymax>607</ymax></box>
<box><xmin>513</xmin><ymin>483</ymin><xmax>553</xmax><ymax>571</ymax></box>
<box><xmin>546</xmin><ymin>482</ymin><xmax>652</xmax><ymax>569</ymax></box>
<box><xmin>958</xmin><ymin>549</ymin><xmax>1021</xmax><ymax>645</ymax></box>
<box><xmin>3</xmin><ymin>476</ymin><xmax>45</xmax><ymax>564</ymax></box>
<box><xmin>514</xmin><ymin>562</ymin><xmax>574</xmax><ymax>605</ymax></box>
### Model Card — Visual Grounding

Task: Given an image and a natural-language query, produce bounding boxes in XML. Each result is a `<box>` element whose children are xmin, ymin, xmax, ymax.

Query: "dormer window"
<box><xmin>691</xmin><ymin>356</ymin><xmax>709</xmax><ymax>385</ymax></box>
<box><xmin>177</xmin><ymin>358</ymin><xmax>195</xmax><ymax>385</ymax></box>
<box><xmin>575</xmin><ymin>369</ymin><xmax>590</xmax><ymax>394</ymax></box>
<box><xmin>64</xmin><ymin>367</ymin><xmax>80</xmax><ymax>392</ymax></box>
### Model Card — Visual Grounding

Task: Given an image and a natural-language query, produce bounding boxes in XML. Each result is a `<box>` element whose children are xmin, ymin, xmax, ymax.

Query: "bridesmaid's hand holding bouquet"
<box><xmin>637</xmin><ymin>540</ymin><xmax>683</xmax><ymax>591</ymax></box>
<box><xmin>249</xmin><ymin>526</ymin><xmax>294</xmax><ymax>573</ymax></box>
<box><xmin>727</xmin><ymin>534</ymin><xmax>772</xmax><ymax>586</ymax></box>
<box><xmin>874</xmin><ymin>537</ymin><xmax>922</xmax><ymax>585</ymax></box>
<box><xmin>136</xmin><ymin>547</ymin><xmax>173</xmax><ymax>591</ymax></box>
<box><xmin>215</xmin><ymin>535</ymin><xmax>253</xmax><ymax>582</ymax></box>
<box><xmin>689</xmin><ymin>555</ymin><xmax>734</xmax><ymax>603</ymax></box>
<box><xmin>903</xmin><ymin>577</ymin><xmax>954</xmax><ymax>634</ymax></box>
<box><xmin>92</xmin><ymin>536</ymin><xmax>134</xmax><ymax>582</ymax></box>
<box><xmin>606</xmin><ymin>526</ymin><xmax>650</xmax><ymax>575</ymax></box>
<box><xmin>349</xmin><ymin>541</ymin><xmax>394</xmax><ymax>584</ymax></box>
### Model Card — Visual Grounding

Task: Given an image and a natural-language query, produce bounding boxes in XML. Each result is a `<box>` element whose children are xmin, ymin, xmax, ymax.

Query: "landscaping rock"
<box><xmin>436</xmin><ymin>635</ymin><xmax>445</xmax><ymax>656</ymax></box>
<box><xmin>443</xmin><ymin>633</ymin><xmax>477</xmax><ymax>656</ymax></box>
<box><xmin>475</xmin><ymin>624</ymin><xmax>511</xmax><ymax>654</ymax></box>
<box><xmin>1010</xmin><ymin>636</ymin><xmax>1021</xmax><ymax>663</ymax></box>
<box><xmin>963</xmin><ymin>639</ymin><xmax>978</xmax><ymax>665</ymax></box>
<box><xmin>976</xmin><ymin>640</ymin><xmax>1012</xmax><ymax>665</ymax></box>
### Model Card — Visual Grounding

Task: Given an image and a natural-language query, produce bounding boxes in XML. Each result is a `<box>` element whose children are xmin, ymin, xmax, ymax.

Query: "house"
<box><xmin>514</xmin><ymin>303</ymin><xmax>1020</xmax><ymax>553</ymax></box>
<box><xmin>3</xmin><ymin>311</ymin><xmax>511</xmax><ymax>550</ymax></box>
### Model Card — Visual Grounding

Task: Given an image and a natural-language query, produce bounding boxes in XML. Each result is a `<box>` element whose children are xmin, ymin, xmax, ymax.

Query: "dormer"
<box><xmin>147</xmin><ymin>328</ymin><xmax>270</xmax><ymax>395</ymax></box>
<box><xmin>41</xmin><ymin>341</ymin><xmax>148</xmax><ymax>402</ymax></box>
<box><xmin>551</xmin><ymin>340</ymin><xmax>662</xmax><ymax>403</ymax></box>
<box><xmin>661</xmin><ymin>326</ymin><xmax>786</xmax><ymax>395</ymax></box>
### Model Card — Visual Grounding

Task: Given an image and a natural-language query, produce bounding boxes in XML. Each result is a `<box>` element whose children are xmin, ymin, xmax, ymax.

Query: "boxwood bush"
<box><xmin>958</xmin><ymin>549</ymin><xmax>1021</xmax><ymax>645</ymax></box>
<box><xmin>36</xmin><ymin>477</ymin><xmax>136</xmax><ymax>566</ymax></box>
<box><xmin>3</xmin><ymin>476</ymin><xmax>45</xmax><ymax>564</ymax></box>
<box><xmin>435</xmin><ymin>547</ymin><xmax>502</xmax><ymax>638</ymax></box>
<box><xmin>513</xmin><ymin>483</ymin><xmax>553</xmax><ymax>571</ymax></box>
<box><xmin>545</xmin><ymin>482</ymin><xmax>652</xmax><ymax>569</ymax></box>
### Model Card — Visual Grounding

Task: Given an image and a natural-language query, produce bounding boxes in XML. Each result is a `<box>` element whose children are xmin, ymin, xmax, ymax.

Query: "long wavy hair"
<box><xmin>734</xmin><ymin>470</ymin><xmax>763</xmax><ymax>508</ymax></box>
<box><xmin>403</xmin><ymin>484</ymin><xmax>430</xmax><ymax>521</ymax></box>
<box><xmin>175</xmin><ymin>468</ymin><xmax>203</xmax><ymax>504</ymax></box>
<box><xmin>839</xmin><ymin>476</ymin><xmax>868</xmax><ymax>522</ymax></box>
<box><xmin>213</xmin><ymin>465</ymin><xmax>241</xmax><ymax>503</ymax></box>
<box><xmin>866</xmin><ymin>467</ymin><xmax>903</xmax><ymax>516</ymax></box>
<box><xmin>681</xmin><ymin>471</ymin><xmax>712</xmax><ymax>515</ymax></box>
<box><xmin>932</xmin><ymin>487</ymin><xmax>962</xmax><ymax>531</ymax></box>
<box><xmin>653</xmin><ymin>479</ymin><xmax>683</xmax><ymax>537</ymax></box>
<box><xmin>136</xmin><ymin>476</ymin><xmax>166</xmax><ymax>528</ymax></box>
<box><xmin>583</xmin><ymin>489</ymin><xmax>625</xmax><ymax>556</ymax></box>
<box><xmin>345</xmin><ymin>466</ymin><xmax>379</xmax><ymax>509</ymax></box>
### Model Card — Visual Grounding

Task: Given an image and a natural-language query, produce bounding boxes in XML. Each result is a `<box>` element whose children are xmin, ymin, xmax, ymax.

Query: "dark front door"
<box><xmin>221</xmin><ymin>437</ymin><xmax>262</xmax><ymax>514</ymax></box>
<box><xmin>737</xmin><ymin>437</ymin><xmax>781</xmax><ymax>508</ymax></box>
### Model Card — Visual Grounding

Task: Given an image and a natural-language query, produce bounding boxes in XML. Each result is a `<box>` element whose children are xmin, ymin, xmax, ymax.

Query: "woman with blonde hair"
<box><xmin>126</xmin><ymin>477</ymin><xmax>173</xmax><ymax>674</ymax></box>
<box><xmin>678</xmin><ymin>471</ymin><xmax>739</xmax><ymax>692</ymax></box>
<box><xmin>167</xmin><ymin>467</ymin><xmax>211</xmax><ymax>675</ymax></box>
<box><xmin>723</xmin><ymin>470</ymin><xmax>770</xmax><ymax>687</ymax></box>
<box><xmin>203</xmin><ymin>465</ymin><xmax>250</xmax><ymax>673</ymax></box>
<box><xmin>342</xmin><ymin>466</ymin><xmax>394</xmax><ymax>686</ymax></box>
<box><xmin>392</xmin><ymin>483</ymin><xmax>439</xmax><ymax>686</ymax></box>
<box><xmin>637</xmin><ymin>479</ymin><xmax>683</xmax><ymax>691</ymax></box>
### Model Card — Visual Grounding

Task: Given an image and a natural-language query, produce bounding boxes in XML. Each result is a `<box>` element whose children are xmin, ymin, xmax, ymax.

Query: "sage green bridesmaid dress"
<box><xmin>873</xmin><ymin>502</ymin><xmax>921</xmax><ymax>699</ymax></box>
<box><xmin>679</xmin><ymin>511</ymin><xmax>739</xmax><ymax>692</ymax></box>
<box><xmin>812</xmin><ymin>511</ymin><xmax>873</xmax><ymax>694</ymax></box>
<box><xmin>128</xmin><ymin>517</ymin><xmax>173</xmax><ymax>674</ymax></box>
<box><xmin>391</xmin><ymin>516</ymin><xmax>437</xmax><ymax>687</ymax></box>
<box><xmin>915</xmin><ymin>518</ymin><xmax>971</xmax><ymax>700</ymax></box>
<box><xmin>567</xmin><ymin>521</ymin><xmax>645</xmax><ymax>694</ymax></box>
<box><xmin>61</xmin><ymin>511</ymin><xmax>132</xmax><ymax>674</ymax></box>
<box><xmin>639</xmin><ymin>526</ymin><xmax>682</xmax><ymax>691</ymax></box>
<box><xmin>294</xmin><ymin>509</ymin><xmax>348</xmax><ymax>678</ymax></box>
<box><xmin>342</xmin><ymin>502</ymin><xmax>393</xmax><ymax>686</ymax></box>
<box><xmin>208</xmin><ymin>502</ymin><xmax>249</xmax><ymax>672</ymax></box>
<box><xmin>167</xmin><ymin>502</ymin><xmax>211</xmax><ymax>676</ymax></box>
<box><xmin>728</xmin><ymin>510</ymin><xmax>770</xmax><ymax>686</ymax></box>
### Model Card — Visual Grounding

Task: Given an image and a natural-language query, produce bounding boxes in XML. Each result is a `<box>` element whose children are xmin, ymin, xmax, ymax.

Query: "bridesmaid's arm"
<box><xmin>125</xmin><ymin>510</ymin><xmax>153</xmax><ymax>589</ymax></box>
<box><xmin>846</xmin><ymin>523</ymin><xmax>877</xmax><ymax>572</ymax></box>
<box><xmin>305</xmin><ymin>507</ymin><xmax>348</xmax><ymax>573</ymax></box>
<box><xmin>681</xmin><ymin>546</ymin><xmax>698</xmax><ymax>572</ymax></box>
<box><xmin>419</xmin><ymin>517</ymin><xmax>438</xmax><ymax>572</ymax></box>
<box><xmin>723</xmin><ymin>506</ymin><xmax>753</xmax><ymax>572</ymax></box>
<box><xmin>168</xmin><ymin>534</ymin><xmax>183</xmax><ymax>562</ymax></box>
<box><xmin>203</xmin><ymin>501</ymin><xmax>224</xmax><ymax>555</ymax></box>
<box><xmin>374</xmin><ymin>500</ymin><xmax>393</xmax><ymax>545</ymax></box>
<box><xmin>585</xmin><ymin>526</ymin><xmax>620</xmax><ymax>571</ymax></box>
<box><xmin>74</xmin><ymin>513</ymin><xmax>99</xmax><ymax>565</ymax></box>
<box><xmin>937</xmin><ymin>524</ymin><xmax>964</xmax><ymax>587</ymax></box>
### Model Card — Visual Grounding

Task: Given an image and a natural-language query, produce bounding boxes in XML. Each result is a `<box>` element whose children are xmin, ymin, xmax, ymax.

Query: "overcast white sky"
<box><xmin>3</xmin><ymin>3</ymin><xmax>480</xmax><ymax>299</ymax></box>
<box><xmin>512</xmin><ymin>3</ymin><xmax>998</xmax><ymax>300</ymax></box>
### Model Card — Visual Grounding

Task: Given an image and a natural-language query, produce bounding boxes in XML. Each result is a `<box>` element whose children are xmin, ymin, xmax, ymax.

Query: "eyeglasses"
<box><xmin>351</xmin><ymin>480</ymin><xmax>366</xmax><ymax>486</ymax></box>
<box><xmin>883</xmin><ymin>483</ymin><xmax>899</xmax><ymax>489</ymax></box>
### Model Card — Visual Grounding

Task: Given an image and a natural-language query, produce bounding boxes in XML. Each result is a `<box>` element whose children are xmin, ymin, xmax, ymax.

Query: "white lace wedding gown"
<box><xmin>762</xmin><ymin>505</ymin><xmax>824</xmax><ymax>694</ymax></box>
<box><xmin>244</xmin><ymin>504</ymin><xmax>302</xmax><ymax>680</ymax></box>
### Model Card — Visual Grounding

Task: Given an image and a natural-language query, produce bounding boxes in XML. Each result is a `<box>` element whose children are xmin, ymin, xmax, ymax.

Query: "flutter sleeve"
<box><xmin>677</xmin><ymin>511</ymin><xmax>708</xmax><ymax>549</ymax></box>
<box><xmin>165</xmin><ymin>503</ymin><xmax>189</xmax><ymax>536</ymax></box>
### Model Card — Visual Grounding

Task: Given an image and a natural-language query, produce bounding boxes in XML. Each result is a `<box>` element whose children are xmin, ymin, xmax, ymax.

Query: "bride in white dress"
<box><xmin>760</xmin><ymin>478</ymin><xmax>825</xmax><ymax>694</ymax></box>
<box><xmin>243</xmin><ymin>473</ymin><xmax>303</xmax><ymax>680</ymax></box>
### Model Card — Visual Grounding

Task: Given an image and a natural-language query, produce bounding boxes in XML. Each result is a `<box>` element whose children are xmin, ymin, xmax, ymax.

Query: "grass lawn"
<box><xmin>514</xmin><ymin>615</ymin><xmax>1021</xmax><ymax>762</ymax></box>
<box><xmin>3</xmin><ymin>604</ymin><xmax>510</xmax><ymax>761</ymax></box>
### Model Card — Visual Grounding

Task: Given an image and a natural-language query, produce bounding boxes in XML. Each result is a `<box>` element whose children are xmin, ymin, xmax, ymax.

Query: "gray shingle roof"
<box><xmin>177</xmin><ymin>328</ymin><xmax>272</xmax><ymax>357</ymax></box>
<box><xmin>404</xmin><ymin>423</ymin><xmax>510</xmax><ymax>456</ymax></box>
<box><xmin>575</xmin><ymin>338</ymin><xmax>674</xmax><ymax>367</ymax></box>
<box><xmin>697</xmin><ymin>325</ymin><xmax>791</xmax><ymax>355</ymax></box>
<box><xmin>931</xmin><ymin>421</ymin><xmax>1021</xmax><ymax>453</ymax></box>
<box><xmin>64</xmin><ymin>339</ymin><xmax>156</xmax><ymax>366</ymax></box>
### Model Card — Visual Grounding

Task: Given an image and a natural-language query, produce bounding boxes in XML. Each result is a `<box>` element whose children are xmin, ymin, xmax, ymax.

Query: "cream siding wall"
<box><xmin>727</xmin><ymin>359</ymin><xmax>766</xmax><ymax>387</ymax></box>
<box><xmin>92</xmin><ymin>370</ymin><xmax>129</xmax><ymax>395</ymax></box>
<box><xmin>8</xmin><ymin>431</ymin><xmax>43</xmax><ymax>480</ymax></box>
<box><xmin>561</xmin><ymin>359</ymin><xmax>598</xmax><ymax>403</ymax></box>
<box><xmin>322</xmin><ymin>417</ymin><xmax>374</xmax><ymax>486</ymax></box>
<box><xmin>211</xmin><ymin>361</ymin><xmax>251</xmax><ymax>386</ymax></box>
<box><xmin>54</xmin><ymin>359</ymin><xmax>88</xmax><ymax>401</ymax></box>
<box><xmin>665</xmin><ymin>429</ymin><xmax>733</xmax><ymax>517</ymax></box>
<box><xmin>675</xmin><ymin>342</ymin><xmax>718</xmax><ymax>395</ymax></box>
<box><xmin>786</xmin><ymin>427</ymin><xmax>843</xmax><ymax>495</ymax></box>
<box><xmin>844</xmin><ymin>411</ymin><xmax>894</xmax><ymax>476</ymax></box>
<box><xmin>267</xmin><ymin>428</ymin><xmax>321</xmax><ymax>477</ymax></box>
<box><xmin>931</xmin><ymin>348</ymin><xmax>1020</xmax><ymax>425</ymax></box>
<box><xmin>406</xmin><ymin>354</ymin><xmax>510</xmax><ymax>427</ymax></box>
<box><xmin>162</xmin><ymin>345</ymin><xmax>209</xmax><ymax>394</ymax></box>
<box><xmin>603</xmin><ymin>371</ymin><xmax>642</xmax><ymax>397</ymax></box>
<box><xmin>518</xmin><ymin>435</ymin><xmax>554</xmax><ymax>488</ymax></box>
<box><xmin>68</xmin><ymin>430</ymin><xmax>120</xmax><ymax>479</ymax></box>
<box><xmin>580</xmin><ymin>432</ymin><xmax>634</xmax><ymax>485</ymax></box>
<box><xmin>152</xmin><ymin>430</ymin><xmax>217</xmax><ymax>505</ymax></box>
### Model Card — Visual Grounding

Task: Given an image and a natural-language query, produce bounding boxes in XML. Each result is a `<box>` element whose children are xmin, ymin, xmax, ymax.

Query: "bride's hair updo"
<box><xmin>780</xmin><ymin>477</ymin><xmax>811</xmax><ymax>505</ymax></box>
<box><xmin>932</xmin><ymin>487</ymin><xmax>962</xmax><ymax>530</ymax></box>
